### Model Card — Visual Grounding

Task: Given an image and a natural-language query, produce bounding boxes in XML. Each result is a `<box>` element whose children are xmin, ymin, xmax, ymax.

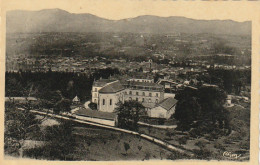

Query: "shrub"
<box><xmin>143</xmin><ymin>151</ymin><xmax>151</xmax><ymax>160</ymax></box>
<box><xmin>88</xmin><ymin>102</ymin><xmax>97</xmax><ymax>110</ymax></box>
<box><xmin>193</xmin><ymin>148</ymin><xmax>212</xmax><ymax>160</ymax></box>
<box><xmin>195</xmin><ymin>140</ymin><xmax>206</xmax><ymax>149</ymax></box>
<box><xmin>178</xmin><ymin>136</ymin><xmax>188</xmax><ymax>145</ymax></box>
<box><xmin>214</xmin><ymin>142</ymin><xmax>226</xmax><ymax>151</ymax></box>
<box><xmin>23</xmin><ymin>147</ymin><xmax>44</xmax><ymax>159</ymax></box>
<box><xmin>124</xmin><ymin>142</ymin><xmax>130</xmax><ymax>155</ymax></box>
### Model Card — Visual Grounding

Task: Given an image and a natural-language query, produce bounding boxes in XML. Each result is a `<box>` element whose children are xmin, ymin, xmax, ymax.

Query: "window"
<box><xmin>129</xmin><ymin>97</ymin><xmax>132</xmax><ymax>101</ymax></box>
<box><xmin>110</xmin><ymin>99</ymin><xmax>112</xmax><ymax>105</ymax></box>
<box><xmin>94</xmin><ymin>99</ymin><xmax>97</xmax><ymax>103</ymax></box>
<box><xmin>149</xmin><ymin>98</ymin><xmax>151</xmax><ymax>103</ymax></box>
<box><xmin>129</xmin><ymin>91</ymin><xmax>132</xmax><ymax>95</ymax></box>
<box><xmin>136</xmin><ymin>98</ymin><xmax>138</xmax><ymax>101</ymax></box>
<box><xmin>125</xmin><ymin>91</ymin><xmax>127</xmax><ymax>95</ymax></box>
<box><xmin>95</xmin><ymin>88</ymin><xmax>97</xmax><ymax>92</ymax></box>
<box><xmin>156</xmin><ymin>99</ymin><xmax>158</xmax><ymax>103</ymax></box>
<box><xmin>136</xmin><ymin>92</ymin><xmax>139</xmax><ymax>96</ymax></box>
<box><xmin>149</xmin><ymin>93</ymin><xmax>152</xmax><ymax>97</ymax></box>
<box><xmin>103</xmin><ymin>99</ymin><xmax>105</xmax><ymax>105</ymax></box>
<box><xmin>143</xmin><ymin>92</ymin><xmax>145</xmax><ymax>96</ymax></box>
<box><xmin>156</xmin><ymin>93</ymin><xmax>159</xmax><ymax>97</ymax></box>
<box><xmin>142</xmin><ymin>98</ymin><xmax>145</xmax><ymax>102</ymax></box>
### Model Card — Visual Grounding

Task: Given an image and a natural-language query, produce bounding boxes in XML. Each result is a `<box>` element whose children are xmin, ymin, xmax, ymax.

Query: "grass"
<box><xmin>7</xmin><ymin>117</ymin><xmax>188</xmax><ymax>161</ymax></box>
<box><xmin>137</xmin><ymin>102</ymin><xmax>250</xmax><ymax>161</ymax></box>
<box><xmin>71</xmin><ymin>126</ymin><xmax>177</xmax><ymax>160</ymax></box>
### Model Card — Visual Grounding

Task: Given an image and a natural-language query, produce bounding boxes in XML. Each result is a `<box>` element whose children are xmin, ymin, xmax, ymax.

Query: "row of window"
<box><xmin>128</xmin><ymin>97</ymin><xmax>159</xmax><ymax>103</ymax></box>
<box><xmin>101</xmin><ymin>97</ymin><xmax>159</xmax><ymax>106</ymax></box>
<box><xmin>126</xmin><ymin>91</ymin><xmax>159</xmax><ymax>97</ymax></box>
<box><xmin>102</xmin><ymin>99</ymin><xmax>113</xmax><ymax>106</ymax></box>
<box><xmin>130</xmin><ymin>79</ymin><xmax>153</xmax><ymax>83</ymax></box>
<box><xmin>94</xmin><ymin>91</ymin><xmax>159</xmax><ymax>98</ymax></box>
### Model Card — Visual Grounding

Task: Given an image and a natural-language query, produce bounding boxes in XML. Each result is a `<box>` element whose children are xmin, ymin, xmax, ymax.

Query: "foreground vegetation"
<box><xmin>5</xmin><ymin>102</ymin><xmax>189</xmax><ymax>160</ymax></box>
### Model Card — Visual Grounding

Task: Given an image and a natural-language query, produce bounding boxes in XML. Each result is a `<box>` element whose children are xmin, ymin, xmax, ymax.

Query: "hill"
<box><xmin>7</xmin><ymin>9</ymin><xmax>251</xmax><ymax>35</ymax></box>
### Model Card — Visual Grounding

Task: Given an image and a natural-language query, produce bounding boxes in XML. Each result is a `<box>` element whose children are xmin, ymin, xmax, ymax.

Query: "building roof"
<box><xmin>72</xmin><ymin>96</ymin><xmax>80</xmax><ymax>102</ymax></box>
<box><xmin>99</xmin><ymin>81</ymin><xmax>125</xmax><ymax>93</ymax></box>
<box><xmin>76</xmin><ymin>108</ymin><xmax>117</xmax><ymax>120</ymax></box>
<box><xmin>93</xmin><ymin>79</ymin><xmax>117</xmax><ymax>87</ymax></box>
<box><xmin>124</xmin><ymin>81</ymin><xmax>163</xmax><ymax>88</ymax></box>
<box><xmin>158</xmin><ymin>97</ymin><xmax>178</xmax><ymax>111</ymax></box>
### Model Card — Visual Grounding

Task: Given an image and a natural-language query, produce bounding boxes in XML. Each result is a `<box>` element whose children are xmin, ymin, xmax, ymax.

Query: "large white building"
<box><xmin>91</xmin><ymin>79</ymin><xmax>117</xmax><ymax>104</ymax></box>
<box><xmin>93</xmin><ymin>79</ymin><xmax>165</xmax><ymax>113</ymax></box>
<box><xmin>98</xmin><ymin>81</ymin><xmax>125</xmax><ymax>112</ymax></box>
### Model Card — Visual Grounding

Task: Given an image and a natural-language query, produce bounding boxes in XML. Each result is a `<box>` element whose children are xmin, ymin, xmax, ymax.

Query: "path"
<box><xmin>84</xmin><ymin>101</ymin><xmax>91</xmax><ymax>109</ymax></box>
<box><xmin>138</xmin><ymin>121</ymin><xmax>177</xmax><ymax>129</ymax></box>
<box><xmin>30</xmin><ymin>109</ymin><xmax>194</xmax><ymax>157</ymax></box>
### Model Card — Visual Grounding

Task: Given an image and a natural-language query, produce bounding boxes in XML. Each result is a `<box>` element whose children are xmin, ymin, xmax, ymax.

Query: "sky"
<box><xmin>2</xmin><ymin>0</ymin><xmax>259</xmax><ymax>22</ymax></box>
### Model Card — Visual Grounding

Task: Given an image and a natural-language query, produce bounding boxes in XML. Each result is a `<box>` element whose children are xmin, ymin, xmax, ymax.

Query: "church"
<box><xmin>92</xmin><ymin>78</ymin><xmax>165</xmax><ymax>113</ymax></box>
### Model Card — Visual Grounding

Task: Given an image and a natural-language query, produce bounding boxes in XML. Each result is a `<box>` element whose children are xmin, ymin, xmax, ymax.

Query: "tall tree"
<box><xmin>115</xmin><ymin>100</ymin><xmax>145</xmax><ymax>131</ymax></box>
<box><xmin>4</xmin><ymin>102</ymin><xmax>41</xmax><ymax>157</ymax></box>
<box><xmin>174</xmin><ymin>86</ymin><xmax>230</xmax><ymax>136</ymax></box>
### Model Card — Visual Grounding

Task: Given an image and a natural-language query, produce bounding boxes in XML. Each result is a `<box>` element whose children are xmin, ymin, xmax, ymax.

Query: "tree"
<box><xmin>174</xmin><ymin>96</ymin><xmax>201</xmax><ymax>131</ymax></box>
<box><xmin>115</xmin><ymin>100</ymin><xmax>145</xmax><ymax>131</ymax></box>
<box><xmin>41</xmin><ymin>120</ymin><xmax>76</xmax><ymax>160</ymax></box>
<box><xmin>54</xmin><ymin>99</ymin><xmax>72</xmax><ymax>114</ymax></box>
<box><xmin>39</xmin><ymin>90</ymin><xmax>63</xmax><ymax>110</ymax></box>
<box><xmin>174</xmin><ymin>86</ymin><xmax>230</xmax><ymax>136</ymax></box>
<box><xmin>197</xmin><ymin>86</ymin><xmax>229</xmax><ymax>133</ymax></box>
<box><xmin>123</xmin><ymin>142</ymin><xmax>130</xmax><ymax>155</ymax></box>
<box><xmin>4</xmin><ymin>102</ymin><xmax>41</xmax><ymax>157</ymax></box>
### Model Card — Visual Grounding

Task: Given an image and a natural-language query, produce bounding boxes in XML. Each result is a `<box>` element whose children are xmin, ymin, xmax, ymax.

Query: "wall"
<box><xmin>98</xmin><ymin>91</ymin><xmax>125</xmax><ymax>112</ymax></box>
<box><xmin>75</xmin><ymin>115</ymin><xmax>115</xmax><ymax>126</ymax></box>
<box><xmin>166</xmin><ymin>106</ymin><xmax>176</xmax><ymax>119</ymax></box>
<box><xmin>149</xmin><ymin>105</ymin><xmax>176</xmax><ymax>119</ymax></box>
<box><xmin>124</xmin><ymin>89</ymin><xmax>163</xmax><ymax>104</ymax></box>
<box><xmin>91</xmin><ymin>86</ymin><xmax>103</xmax><ymax>103</ymax></box>
<box><xmin>149</xmin><ymin>106</ymin><xmax>167</xmax><ymax>118</ymax></box>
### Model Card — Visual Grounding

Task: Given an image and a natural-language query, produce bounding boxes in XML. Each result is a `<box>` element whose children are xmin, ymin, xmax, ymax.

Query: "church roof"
<box><xmin>93</xmin><ymin>79</ymin><xmax>117</xmax><ymax>87</ymax></box>
<box><xmin>99</xmin><ymin>81</ymin><xmax>125</xmax><ymax>93</ymax></box>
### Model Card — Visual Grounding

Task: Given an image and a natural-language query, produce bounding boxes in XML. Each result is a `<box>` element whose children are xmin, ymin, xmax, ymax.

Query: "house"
<box><xmin>72</xmin><ymin>95</ymin><xmax>80</xmax><ymax>104</ymax></box>
<box><xmin>147</xmin><ymin>97</ymin><xmax>177</xmax><ymax>119</ymax></box>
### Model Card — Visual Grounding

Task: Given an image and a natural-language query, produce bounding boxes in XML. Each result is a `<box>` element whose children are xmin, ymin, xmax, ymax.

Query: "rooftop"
<box><xmin>124</xmin><ymin>81</ymin><xmax>163</xmax><ymax>88</ymax></box>
<box><xmin>158</xmin><ymin>97</ymin><xmax>178</xmax><ymax>111</ymax></box>
<box><xmin>99</xmin><ymin>81</ymin><xmax>125</xmax><ymax>93</ymax></box>
<box><xmin>75</xmin><ymin>108</ymin><xmax>117</xmax><ymax>120</ymax></box>
<box><xmin>93</xmin><ymin>79</ymin><xmax>117</xmax><ymax>87</ymax></box>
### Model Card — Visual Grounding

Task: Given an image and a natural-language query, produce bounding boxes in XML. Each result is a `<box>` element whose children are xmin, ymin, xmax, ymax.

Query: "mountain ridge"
<box><xmin>6</xmin><ymin>9</ymin><xmax>251</xmax><ymax>35</ymax></box>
